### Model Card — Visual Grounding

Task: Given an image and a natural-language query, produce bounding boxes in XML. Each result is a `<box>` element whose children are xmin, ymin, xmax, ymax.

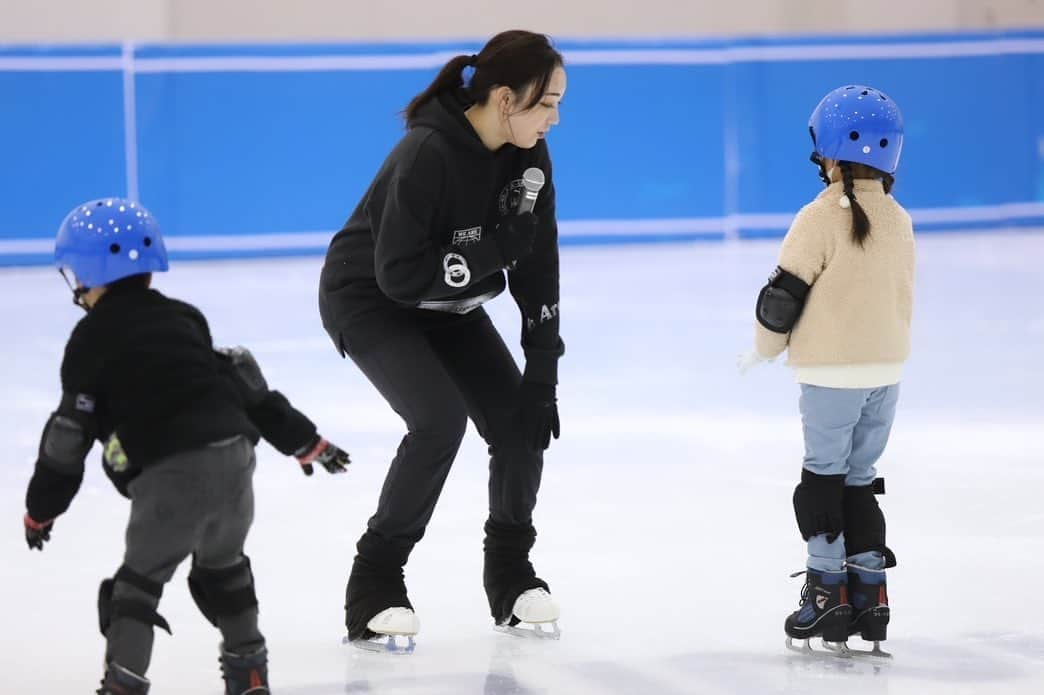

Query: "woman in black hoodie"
<box><xmin>319</xmin><ymin>30</ymin><xmax>567</xmax><ymax>649</ymax></box>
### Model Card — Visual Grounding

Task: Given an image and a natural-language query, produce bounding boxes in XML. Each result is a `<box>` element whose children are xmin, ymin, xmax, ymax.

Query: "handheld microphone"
<box><xmin>506</xmin><ymin>167</ymin><xmax>545</xmax><ymax>271</ymax></box>
<box><xmin>517</xmin><ymin>167</ymin><xmax>545</xmax><ymax>215</ymax></box>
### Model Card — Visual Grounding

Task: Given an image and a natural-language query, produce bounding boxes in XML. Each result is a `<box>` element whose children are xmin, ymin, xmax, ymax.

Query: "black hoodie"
<box><xmin>320</xmin><ymin>89</ymin><xmax>563</xmax><ymax>384</ymax></box>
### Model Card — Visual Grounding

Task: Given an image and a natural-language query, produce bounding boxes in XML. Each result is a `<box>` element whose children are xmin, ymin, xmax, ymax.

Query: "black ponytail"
<box><xmin>403</xmin><ymin>30</ymin><xmax>563</xmax><ymax>123</ymax></box>
<box><xmin>840</xmin><ymin>162</ymin><xmax>872</xmax><ymax>247</ymax></box>
<box><xmin>403</xmin><ymin>54</ymin><xmax>475</xmax><ymax>123</ymax></box>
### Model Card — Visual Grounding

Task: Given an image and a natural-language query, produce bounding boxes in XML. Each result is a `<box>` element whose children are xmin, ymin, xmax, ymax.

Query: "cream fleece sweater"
<box><xmin>754</xmin><ymin>179</ymin><xmax>916</xmax><ymax>388</ymax></box>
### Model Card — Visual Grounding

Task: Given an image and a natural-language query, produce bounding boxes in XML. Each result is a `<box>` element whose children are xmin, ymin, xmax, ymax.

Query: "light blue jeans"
<box><xmin>799</xmin><ymin>383</ymin><xmax>900</xmax><ymax>572</ymax></box>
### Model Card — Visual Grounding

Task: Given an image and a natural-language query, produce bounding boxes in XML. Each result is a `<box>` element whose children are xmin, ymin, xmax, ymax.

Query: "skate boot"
<box><xmin>496</xmin><ymin>587</ymin><xmax>561</xmax><ymax>639</ymax></box>
<box><xmin>484</xmin><ymin>520</ymin><xmax>559</xmax><ymax>639</ymax></box>
<box><xmin>97</xmin><ymin>662</ymin><xmax>150</xmax><ymax>695</ymax></box>
<box><xmin>846</xmin><ymin>563</ymin><xmax>891</xmax><ymax>658</ymax></box>
<box><xmin>784</xmin><ymin>568</ymin><xmax>852</xmax><ymax>655</ymax></box>
<box><xmin>344</xmin><ymin>531</ymin><xmax>417</xmax><ymax>654</ymax></box>
<box><xmin>219</xmin><ymin>644</ymin><xmax>269</xmax><ymax>694</ymax></box>
<box><xmin>349</xmin><ymin>606</ymin><xmax>419</xmax><ymax>654</ymax></box>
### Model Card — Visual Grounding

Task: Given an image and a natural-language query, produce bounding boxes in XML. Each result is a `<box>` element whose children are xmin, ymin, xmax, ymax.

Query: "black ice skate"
<box><xmin>844</xmin><ymin>563</ymin><xmax>892</xmax><ymax>658</ymax></box>
<box><xmin>219</xmin><ymin>644</ymin><xmax>270</xmax><ymax>694</ymax></box>
<box><xmin>97</xmin><ymin>662</ymin><xmax>150</xmax><ymax>695</ymax></box>
<box><xmin>784</xmin><ymin>568</ymin><xmax>853</xmax><ymax>656</ymax></box>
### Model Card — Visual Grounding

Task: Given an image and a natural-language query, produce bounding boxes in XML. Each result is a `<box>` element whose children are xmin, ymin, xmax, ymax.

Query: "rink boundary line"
<box><xmin>0</xmin><ymin>56</ymin><xmax>122</xmax><ymax>71</ymax></box>
<box><xmin>3</xmin><ymin>202</ymin><xmax>1043</xmax><ymax>256</ymax></box>
<box><xmin>3</xmin><ymin>38</ymin><xmax>1044</xmax><ymax>72</ymax></box>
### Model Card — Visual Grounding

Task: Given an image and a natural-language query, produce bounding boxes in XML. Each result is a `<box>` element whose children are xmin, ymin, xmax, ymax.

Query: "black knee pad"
<box><xmin>98</xmin><ymin>566</ymin><xmax>172</xmax><ymax>637</ymax></box>
<box><xmin>793</xmin><ymin>469</ymin><xmax>846</xmax><ymax>542</ymax></box>
<box><xmin>97</xmin><ymin>578</ymin><xmax>114</xmax><ymax>636</ymax></box>
<box><xmin>187</xmin><ymin>555</ymin><xmax>258</xmax><ymax>627</ymax></box>
<box><xmin>843</xmin><ymin>482</ymin><xmax>897</xmax><ymax>567</ymax></box>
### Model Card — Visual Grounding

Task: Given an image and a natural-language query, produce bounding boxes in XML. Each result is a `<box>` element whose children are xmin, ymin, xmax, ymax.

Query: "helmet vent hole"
<box><xmin>880</xmin><ymin>138</ymin><xmax>889</xmax><ymax>148</ymax></box>
<box><xmin>849</xmin><ymin>131</ymin><xmax>860</xmax><ymax>141</ymax></box>
<box><xmin>861</xmin><ymin>90</ymin><xmax>869</xmax><ymax>96</ymax></box>
<box><xmin>109</xmin><ymin>243</ymin><xmax>121</xmax><ymax>254</ymax></box>
<box><xmin>143</xmin><ymin>236</ymin><xmax>152</xmax><ymax>247</ymax></box>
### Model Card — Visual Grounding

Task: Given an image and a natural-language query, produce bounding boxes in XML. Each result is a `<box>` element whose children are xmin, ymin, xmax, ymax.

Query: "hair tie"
<box><xmin>461</xmin><ymin>64</ymin><xmax>476</xmax><ymax>88</ymax></box>
<box><xmin>838</xmin><ymin>194</ymin><xmax>851</xmax><ymax>209</ymax></box>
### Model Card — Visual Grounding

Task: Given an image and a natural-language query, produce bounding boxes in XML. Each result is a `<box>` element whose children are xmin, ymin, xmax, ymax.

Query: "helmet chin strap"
<box><xmin>59</xmin><ymin>268</ymin><xmax>91</xmax><ymax>311</ymax></box>
<box><xmin>809</xmin><ymin>151</ymin><xmax>831</xmax><ymax>187</ymax></box>
<box><xmin>808</xmin><ymin>126</ymin><xmax>831</xmax><ymax>187</ymax></box>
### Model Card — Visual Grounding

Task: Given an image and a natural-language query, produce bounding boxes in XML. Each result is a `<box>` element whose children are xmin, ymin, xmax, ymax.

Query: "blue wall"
<box><xmin>2</xmin><ymin>33</ymin><xmax>1042</xmax><ymax>265</ymax></box>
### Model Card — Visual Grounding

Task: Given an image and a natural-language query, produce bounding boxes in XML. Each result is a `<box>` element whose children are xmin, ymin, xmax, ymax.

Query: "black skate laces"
<box><xmin>790</xmin><ymin>570</ymin><xmax>810</xmax><ymax>606</ymax></box>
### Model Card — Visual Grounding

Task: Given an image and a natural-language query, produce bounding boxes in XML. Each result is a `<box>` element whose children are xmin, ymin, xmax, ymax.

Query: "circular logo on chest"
<box><xmin>443</xmin><ymin>253</ymin><xmax>471</xmax><ymax>288</ymax></box>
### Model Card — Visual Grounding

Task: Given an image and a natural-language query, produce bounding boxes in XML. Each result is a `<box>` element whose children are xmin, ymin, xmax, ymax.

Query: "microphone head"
<box><xmin>522</xmin><ymin>167</ymin><xmax>545</xmax><ymax>193</ymax></box>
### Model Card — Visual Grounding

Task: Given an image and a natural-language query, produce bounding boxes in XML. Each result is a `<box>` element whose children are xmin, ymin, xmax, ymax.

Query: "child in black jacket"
<box><xmin>23</xmin><ymin>198</ymin><xmax>348</xmax><ymax>695</ymax></box>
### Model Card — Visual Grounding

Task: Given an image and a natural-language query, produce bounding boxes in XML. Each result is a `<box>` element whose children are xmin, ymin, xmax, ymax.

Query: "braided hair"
<box><xmin>835</xmin><ymin>162</ymin><xmax>895</xmax><ymax>248</ymax></box>
<box><xmin>840</xmin><ymin>162</ymin><xmax>870</xmax><ymax>247</ymax></box>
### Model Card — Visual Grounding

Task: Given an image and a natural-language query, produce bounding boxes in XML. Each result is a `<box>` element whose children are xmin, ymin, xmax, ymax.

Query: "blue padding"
<box><xmin>1</xmin><ymin>31</ymin><xmax>1041</xmax><ymax>265</ymax></box>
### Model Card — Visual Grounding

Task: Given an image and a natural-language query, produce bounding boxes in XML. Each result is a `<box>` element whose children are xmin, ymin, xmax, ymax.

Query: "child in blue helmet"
<box><xmin>22</xmin><ymin>199</ymin><xmax>350</xmax><ymax>694</ymax></box>
<box><xmin>738</xmin><ymin>86</ymin><xmax>914</xmax><ymax>657</ymax></box>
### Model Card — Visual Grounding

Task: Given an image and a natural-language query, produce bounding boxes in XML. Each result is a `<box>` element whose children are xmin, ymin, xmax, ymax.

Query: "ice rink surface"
<box><xmin>2</xmin><ymin>232</ymin><xmax>1042</xmax><ymax>694</ymax></box>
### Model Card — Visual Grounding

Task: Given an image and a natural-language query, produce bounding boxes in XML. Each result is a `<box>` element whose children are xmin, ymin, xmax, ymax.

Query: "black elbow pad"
<box><xmin>40</xmin><ymin>413</ymin><xmax>93</xmax><ymax>473</ymax></box>
<box><xmin>756</xmin><ymin>266</ymin><xmax>811</xmax><ymax>333</ymax></box>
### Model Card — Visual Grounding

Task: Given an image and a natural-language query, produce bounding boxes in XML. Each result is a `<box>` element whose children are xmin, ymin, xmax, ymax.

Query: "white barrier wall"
<box><xmin>1</xmin><ymin>0</ymin><xmax>1042</xmax><ymax>41</ymax></box>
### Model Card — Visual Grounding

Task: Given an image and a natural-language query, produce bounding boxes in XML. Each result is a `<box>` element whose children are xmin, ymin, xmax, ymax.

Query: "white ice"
<box><xmin>2</xmin><ymin>232</ymin><xmax>1043</xmax><ymax>694</ymax></box>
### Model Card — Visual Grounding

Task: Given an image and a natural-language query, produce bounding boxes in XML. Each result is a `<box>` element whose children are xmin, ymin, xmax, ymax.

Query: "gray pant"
<box><xmin>106</xmin><ymin>435</ymin><xmax>264</xmax><ymax>675</ymax></box>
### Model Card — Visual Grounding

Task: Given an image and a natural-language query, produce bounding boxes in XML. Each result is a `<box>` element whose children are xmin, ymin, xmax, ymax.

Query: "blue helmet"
<box><xmin>809</xmin><ymin>85</ymin><xmax>904</xmax><ymax>174</ymax></box>
<box><xmin>54</xmin><ymin>198</ymin><xmax>169</xmax><ymax>288</ymax></box>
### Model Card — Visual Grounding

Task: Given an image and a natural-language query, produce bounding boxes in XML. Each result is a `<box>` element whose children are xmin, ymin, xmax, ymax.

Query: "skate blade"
<box><xmin>343</xmin><ymin>633</ymin><xmax>416</xmax><ymax>655</ymax></box>
<box><xmin>786</xmin><ymin>637</ymin><xmax>892</xmax><ymax>660</ymax></box>
<box><xmin>831</xmin><ymin>640</ymin><xmax>892</xmax><ymax>659</ymax></box>
<box><xmin>495</xmin><ymin>620</ymin><xmax>561</xmax><ymax>640</ymax></box>
<box><xmin>786</xmin><ymin>636</ymin><xmax>850</xmax><ymax>659</ymax></box>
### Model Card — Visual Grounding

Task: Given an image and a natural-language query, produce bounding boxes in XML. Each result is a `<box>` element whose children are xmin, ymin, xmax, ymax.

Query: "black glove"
<box><xmin>25</xmin><ymin>514</ymin><xmax>54</xmax><ymax>551</ymax></box>
<box><xmin>295</xmin><ymin>435</ymin><xmax>350</xmax><ymax>476</ymax></box>
<box><xmin>518</xmin><ymin>381</ymin><xmax>560</xmax><ymax>451</ymax></box>
<box><xmin>494</xmin><ymin>212</ymin><xmax>539</xmax><ymax>265</ymax></box>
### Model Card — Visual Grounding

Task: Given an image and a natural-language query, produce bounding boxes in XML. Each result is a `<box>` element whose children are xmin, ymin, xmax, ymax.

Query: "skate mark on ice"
<box><xmin>966</xmin><ymin>631</ymin><xmax>1044</xmax><ymax>662</ymax></box>
<box><xmin>328</xmin><ymin>667</ymin><xmax>536</xmax><ymax>695</ymax></box>
<box><xmin>566</xmin><ymin>660</ymin><xmax>690</xmax><ymax>695</ymax></box>
<box><xmin>669</xmin><ymin>651</ymin><xmax>869</xmax><ymax>693</ymax></box>
<box><xmin>858</xmin><ymin>640</ymin><xmax>1023</xmax><ymax>684</ymax></box>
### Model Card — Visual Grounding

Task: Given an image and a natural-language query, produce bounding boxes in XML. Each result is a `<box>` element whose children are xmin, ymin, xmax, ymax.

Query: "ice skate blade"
<box><xmin>786</xmin><ymin>637</ymin><xmax>891</xmax><ymax>660</ymax></box>
<box><xmin>343</xmin><ymin>633</ymin><xmax>416</xmax><ymax>655</ymax></box>
<box><xmin>495</xmin><ymin>620</ymin><xmax>561</xmax><ymax>640</ymax></box>
<box><xmin>831</xmin><ymin>640</ymin><xmax>892</xmax><ymax>659</ymax></box>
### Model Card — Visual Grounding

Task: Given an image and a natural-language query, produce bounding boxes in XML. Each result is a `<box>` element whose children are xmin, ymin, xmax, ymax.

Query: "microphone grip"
<box><xmin>517</xmin><ymin>188</ymin><xmax>539</xmax><ymax>215</ymax></box>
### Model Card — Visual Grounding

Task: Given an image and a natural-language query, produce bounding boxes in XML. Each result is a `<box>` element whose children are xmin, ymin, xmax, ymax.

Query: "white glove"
<box><xmin>736</xmin><ymin>349</ymin><xmax>771</xmax><ymax>375</ymax></box>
